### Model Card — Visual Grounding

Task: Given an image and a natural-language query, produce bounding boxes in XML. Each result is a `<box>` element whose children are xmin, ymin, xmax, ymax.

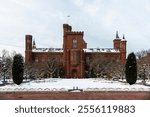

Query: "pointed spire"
<box><xmin>116</xmin><ymin>31</ymin><xmax>119</xmax><ymax>38</ymax></box>
<box><xmin>123</xmin><ymin>34</ymin><xmax>125</xmax><ymax>39</ymax></box>
<box><xmin>32</xmin><ymin>39</ymin><xmax>36</xmax><ymax>49</ymax></box>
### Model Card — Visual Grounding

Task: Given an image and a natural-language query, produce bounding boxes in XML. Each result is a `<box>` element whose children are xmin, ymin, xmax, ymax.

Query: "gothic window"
<box><xmin>71</xmin><ymin>50</ymin><xmax>80</xmax><ymax>65</ymax></box>
<box><xmin>72</xmin><ymin>39</ymin><xmax>77</xmax><ymax>48</ymax></box>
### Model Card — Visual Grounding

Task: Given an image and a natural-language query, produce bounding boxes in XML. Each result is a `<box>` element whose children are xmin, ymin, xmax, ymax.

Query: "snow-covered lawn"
<box><xmin>0</xmin><ymin>78</ymin><xmax>150</xmax><ymax>92</ymax></box>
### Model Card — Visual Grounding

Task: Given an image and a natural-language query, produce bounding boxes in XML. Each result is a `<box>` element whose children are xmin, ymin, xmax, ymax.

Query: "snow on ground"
<box><xmin>0</xmin><ymin>78</ymin><xmax>150</xmax><ymax>92</ymax></box>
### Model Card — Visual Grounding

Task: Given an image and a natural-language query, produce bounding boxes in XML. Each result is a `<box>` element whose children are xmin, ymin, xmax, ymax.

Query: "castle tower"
<box><xmin>32</xmin><ymin>39</ymin><xmax>36</xmax><ymax>49</ymax></box>
<box><xmin>63</xmin><ymin>24</ymin><xmax>87</xmax><ymax>78</ymax></box>
<box><xmin>120</xmin><ymin>34</ymin><xmax>127</xmax><ymax>63</ymax></box>
<box><xmin>25</xmin><ymin>35</ymin><xmax>33</xmax><ymax>63</ymax></box>
<box><xmin>63</xmin><ymin>24</ymin><xmax>72</xmax><ymax>35</ymax></box>
<box><xmin>63</xmin><ymin>24</ymin><xmax>72</xmax><ymax>50</ymax></box>
<box><xmin>113</xmin><ymin>31</ymin><xmax>121</xmax><ymax>49</ymax></box>
<box><xmin>113</xmin><ymin>32</ymin><xmax>127</xmax><ymax>63</ymax></box>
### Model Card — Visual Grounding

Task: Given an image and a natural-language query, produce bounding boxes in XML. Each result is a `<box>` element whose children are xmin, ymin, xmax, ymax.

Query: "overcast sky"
<box><xmin>0</xmin><ymin>0</ymin><xmax>150</xmax><ymax>56</ymax></box>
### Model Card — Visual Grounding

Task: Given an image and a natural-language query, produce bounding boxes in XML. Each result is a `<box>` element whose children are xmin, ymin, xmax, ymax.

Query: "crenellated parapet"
<box><xmin>66</xmin><ymin>31</ymin><xmax>84</xmax><ymax>35</ymax></box>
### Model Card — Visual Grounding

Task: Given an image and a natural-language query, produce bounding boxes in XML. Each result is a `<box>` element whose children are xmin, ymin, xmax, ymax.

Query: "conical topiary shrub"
<box><xmin>125</xmin><ymin>52</ymin><xmax>137</xmax><ymax>85</ymax></box>
<box><xmin>12</xmin><ymin>54</ymin><xmax>24</xmax><ymax>85</ymax></box>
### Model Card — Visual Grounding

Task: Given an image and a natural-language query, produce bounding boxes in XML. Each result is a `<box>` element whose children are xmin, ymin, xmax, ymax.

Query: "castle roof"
<box><xmin>84</xmin><ymin>48</ymin><xmax>120</xmax><ymax>53</ymax></box>
<box><xmin>32</xmin><ymin>48</ymin><xmax>63</xmax><ymax>52</ymax></box>
<box><xmin>32</xmin><ymin>43</ymin><xmax>121</xmax><ymax>54</ymax></box>
<box><xmin>32</xmin><ymin>48</ymin><xmax>120</xmax><ymax>53</ymax></box>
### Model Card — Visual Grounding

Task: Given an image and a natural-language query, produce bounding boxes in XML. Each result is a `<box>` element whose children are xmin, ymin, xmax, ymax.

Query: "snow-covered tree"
<box><xmin>87</xmin><ymin>54</ymin><xmax>107</xmax><ymax>78</ymax></box>
<box><xmin>87</xmin><ymin>54</ymin><xmax>124</xmax><ymax>79</ymax></box>
<box><xmin>12</xmin><ymin>54</ymin><xmax>24</xmax><ymax>85</ymax></box>
<box><xmin>39</xmin><ymin>51</ymin><xmax>64</xmax><ymax>78</ymax></box>
<box><xmin>44</xmin><ymin>54</ymin><xmax>58</xmax><ymax>78</ymax></box>
<box><xmin>24</xmin><ymin>62</ymin><xmax>36</xmax><ymax>80</ymax></box>
<box><xmin>125</xmin><ymin>52</ymin><xmax>137</xmax><ymax>85</ymax></box>
<box><xmin>0</xmin><ymin>49</ymin><xmax>14</xmax><ymax>82</ymax></box>
<box><xmin>135</xmin><ymin>50</ymin><xmax>150</xmax><ymax>84</ymax></box>
<box><xmin>107</xmin><ymin>60</ymin><xmax>125</xmax><ymax>80</ymax></box>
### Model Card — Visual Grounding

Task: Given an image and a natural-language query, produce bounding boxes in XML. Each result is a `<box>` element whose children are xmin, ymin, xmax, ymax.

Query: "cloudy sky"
<box><xmin>0</xmin><ymin>0</ymin><xmax>150</xmax><ymax>56</ymax></box>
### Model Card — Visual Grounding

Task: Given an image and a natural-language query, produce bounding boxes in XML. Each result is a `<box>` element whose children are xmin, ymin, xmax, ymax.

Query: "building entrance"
<box><xmin>72</xmin><ymin>69</ymin><xmax>77</xmax><ymax>78</ymax></box>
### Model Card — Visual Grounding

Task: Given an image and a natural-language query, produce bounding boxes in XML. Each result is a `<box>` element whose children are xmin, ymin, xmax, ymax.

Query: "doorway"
<box><xmin>72</xmin><ymin>69</ymin><xmax>77</xmax><ymax>78</ymax></box>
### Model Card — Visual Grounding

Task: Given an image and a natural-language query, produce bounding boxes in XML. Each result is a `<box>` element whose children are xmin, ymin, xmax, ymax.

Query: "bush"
<box><xmin>12</xmin><ymin>54</ymin><xmax>24</xmax><ymax>85</ymax></box>
<box><xmin>125</xmin><ymin>52</ymin><xmax>137</xmax><ymax>85</ymax></box>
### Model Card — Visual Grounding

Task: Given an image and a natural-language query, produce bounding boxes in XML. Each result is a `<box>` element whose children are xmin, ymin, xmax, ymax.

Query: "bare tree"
<box><xmin>87</xmin><ymin>54</ymin><xmax>106</xmax><ymax>78</ymax></box>
<box><xmin>136</xmin><ymin>50</ymin><xmax>148</xmax><ymax>60</ymax></box>
<box><xmin>88</xmin><ymin>54</ymin><xmax>113</xmax><ymax>78</ymax></box>
<box><xmin>0</xmin><ymin>50</ymin><xmax>12</xmax><ymax>79</ymax></box>
<box><xmin>24</xmin><ymin>62</ymin><xmax>37</xmax><ymax>80</ymax></box>
<box><xmin>108</xmin><ymin>60</ymin><xmax>125</xmax><ymax>80</ymax></box>
<box><xmin>135</xmin><ymin>50</ymin><xmax>150</xmax><ymax>83</ymax></box>
<box><xmin>35</xmin><ymin>50</ymin><xmax>61</xmax><ymax>78</ymax></box>
<box><xmin>44</xmin><ymin>52</ymin><xmax>58</xmax><ymax>78</ymax></box>
<box><xmin>87</xmin><ymin>53</ymin><xmax>125</xmax><ymax>79</ymax></box>
<box><xmin>0</xmin><ymin>49</ymin><xmax>16</xmax><ymax>84</ymax></box>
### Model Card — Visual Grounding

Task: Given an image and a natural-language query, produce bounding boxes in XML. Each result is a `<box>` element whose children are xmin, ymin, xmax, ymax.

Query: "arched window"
<box><xmin>72</xmin><ymin>39</ymin><xmax>77</xmax><ymax>48</ymax></box>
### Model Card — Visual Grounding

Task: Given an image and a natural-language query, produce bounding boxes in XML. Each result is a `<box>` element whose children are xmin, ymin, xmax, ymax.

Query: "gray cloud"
<box><xmin>0</xmin><ymin>0</ymin><xmax>150</xmax><ymax>56</ymax></box>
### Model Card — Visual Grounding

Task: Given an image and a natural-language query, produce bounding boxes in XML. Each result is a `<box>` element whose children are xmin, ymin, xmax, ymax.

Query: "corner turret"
<box><xmin>32</xmin><ymin>39</ymin><xmax>36</xmax><ymax>49</ymax></box>
<box><xmin>113</xmin><ymin>32</ymin><xmax>127</xmax><ymax>63</ymax></box>
<box><xmin>113</xmin><ymin>31</ymin><xmax>121</xmax><ymax>49</ymax></box>
<box><xmin>63</xmin><ymin>24</ymin><xmax>72</xmax><ymax>35</ymax></box>
<box><xmin>120</xmin><ymin>34</ymin><xmax>127</xmax><ymax>63</ymax></box>
<box><xmin>122</xmin><ymin>34</ymin><xmax>125</xmax><ymax>39</ymax></box>
<box><xmin>116</xmin><ymin>31</ymin><xmax>119</xmax><ymax>38</ymax></box>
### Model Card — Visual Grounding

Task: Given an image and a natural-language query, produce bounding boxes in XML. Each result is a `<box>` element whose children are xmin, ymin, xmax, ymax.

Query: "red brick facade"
<box><xmin>25</xmin><ymin>24</ymin><xmax>127</xmax><ymax>78</ymax></box>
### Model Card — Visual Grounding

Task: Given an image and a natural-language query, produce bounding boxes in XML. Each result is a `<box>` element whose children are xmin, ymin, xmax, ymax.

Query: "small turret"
<box><xmin>122</xmin><ymin>34</ymin><xmax>125</xmax><ymax>39</ymax></box>
<box><xmin>120</xmin><ymin>34</ymin><xmax>127</xmax><ymax>63</ymax></box>
<box><xmin>25</xmin><ymin>35</ymin><xmax>32</xmax><ymax>50</ymax></box>
<box><xmin>116</xmin><ymin>31</ymin><xmax>119</xmax><ymax>38</ymax></box>
<box><xmin>113</xmin><ymin>31</ymin><xmax>121</xmax><ymax>49</ymax></box>
<box><xmin>32</xmin><ymin>39</ymin><xmax>36</xmax><ymax>49</ymax></box>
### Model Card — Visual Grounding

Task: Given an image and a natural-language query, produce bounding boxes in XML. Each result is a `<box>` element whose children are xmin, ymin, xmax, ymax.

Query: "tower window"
<box><xmin>72</xmin><ymin>39</ymin><xmax>77</xmax><ymax>48</ymax></box>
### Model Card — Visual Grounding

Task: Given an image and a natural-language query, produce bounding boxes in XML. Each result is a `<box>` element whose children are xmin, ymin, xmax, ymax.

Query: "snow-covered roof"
<box><xmin>84</xmin><ymin>48</ymin><xmax>120</xmax><ymax>53</ymax></box>
<box><xmin>32</xmin><ymin>48</ymin><xmax>120</xmax><ymax>53</ymax></box>
<box><xmin>121</xmin><ymin>39</ymin><xmax>127</xmax><ymax>42</ymax></box>
<box><xmin>32</xmin><ymin>48</ymin><xmax>63</xmax><ymax>52</ymax></box>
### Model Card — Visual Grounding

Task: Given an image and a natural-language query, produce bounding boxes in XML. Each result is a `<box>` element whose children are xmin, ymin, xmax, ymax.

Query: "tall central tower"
<box><xmin>63</xmin><ymin>24</ymin><xmax>87</xmax><ymax>78</ymax></box>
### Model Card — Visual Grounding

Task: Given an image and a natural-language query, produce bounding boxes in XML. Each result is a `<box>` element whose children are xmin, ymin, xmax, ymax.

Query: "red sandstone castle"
<box><xmin>25</xmin><ymin>24</ymin><xmax>127</xmax><ymax>78</ymax></box>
